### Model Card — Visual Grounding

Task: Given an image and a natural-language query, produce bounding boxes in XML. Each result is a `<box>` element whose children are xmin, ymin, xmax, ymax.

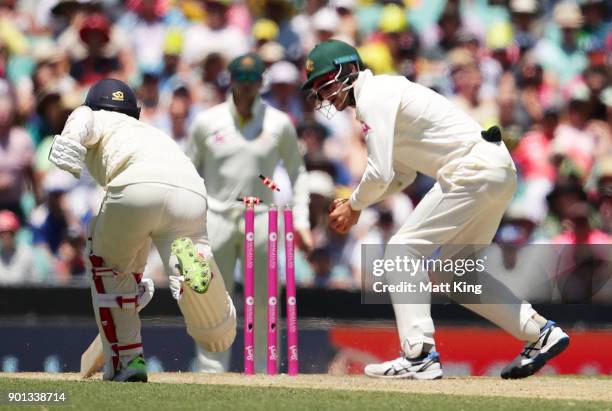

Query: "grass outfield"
<box><xmin>1</xmin><ymin>375</ymin><xmax>612</xmax><ymax>411</ymax></box>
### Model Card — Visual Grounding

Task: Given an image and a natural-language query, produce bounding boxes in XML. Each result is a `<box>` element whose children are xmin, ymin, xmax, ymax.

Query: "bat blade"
<box><xmin>80</xmin><ymin>334</ymin><xmax>105</xmax><ymax>378</ymax></box>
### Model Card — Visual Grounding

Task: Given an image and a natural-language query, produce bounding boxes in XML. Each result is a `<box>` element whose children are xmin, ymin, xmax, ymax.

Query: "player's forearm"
<box><xmin>348</xmin><ymin>171</ymin><xmax>394</xmax><ymax>211</ymax></box>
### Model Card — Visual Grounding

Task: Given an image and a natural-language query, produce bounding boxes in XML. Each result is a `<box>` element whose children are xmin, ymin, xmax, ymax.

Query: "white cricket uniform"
<box><xmin>61</xmin><ymin>107</ymin><xmax>235</xmax><ymax>378</ymax></box>
<box><xmin>349</xmin><ymin>70</ymin><xmax>540</xmax><ymax>356</ymax></box>
<box><xmin>188</xmin><ymin>96</ymin><xmax>309</xmax><ymax>371</ymax></box>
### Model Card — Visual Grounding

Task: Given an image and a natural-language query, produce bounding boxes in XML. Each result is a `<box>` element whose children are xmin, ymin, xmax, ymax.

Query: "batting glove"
<box><xmin>48</xmin><ymin>134</ymin><xmax>87</xmax><ymax>178</ymax></box>
<box><xmin>169</xmin><ymin>275</ymin><xmax>185</xmax><ymax>301</ymax></box>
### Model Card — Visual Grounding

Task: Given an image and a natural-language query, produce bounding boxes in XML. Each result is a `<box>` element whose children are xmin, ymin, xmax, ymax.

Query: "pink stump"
<box><xmin>283</xmin><ymin>206</ymin><xmax>298</xmax><ymax>375</ymax></box>
<box><xmin>266</xmin><ymin>205</ymin><xmax>278</xmax><ymax>374</ymax></box>
<box><xmin>244</xmin><ymin>204</ymin><xmax>255</xmax><ymax>375</ymax></box>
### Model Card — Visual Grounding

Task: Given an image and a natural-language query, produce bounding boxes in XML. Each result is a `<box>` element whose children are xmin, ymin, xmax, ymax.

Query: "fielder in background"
<box><xmin>302</xmin><ymin>40</ymin><xmax>570</xmax><ymax>380</ymax></box>
<box><xmin>49</xmin><ymin>79</ymin><xmax>236</xmax><ymax>382</ymax></box>
<box><xmin>187</xmin><ymin>53</ymin><xmax>311</xmax><ymax>372</ymax></box>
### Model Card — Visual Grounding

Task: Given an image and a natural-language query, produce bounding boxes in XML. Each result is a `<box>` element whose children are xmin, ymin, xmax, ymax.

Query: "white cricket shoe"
<box><xmin>364</xmin><ymin>351</ymin><xmax>443</xmax><ymax>380</ymax></box>
<box><xmin>501</xmin><ymin>320</ymin><xmax>570</xmax><ymax>379</ymax></box>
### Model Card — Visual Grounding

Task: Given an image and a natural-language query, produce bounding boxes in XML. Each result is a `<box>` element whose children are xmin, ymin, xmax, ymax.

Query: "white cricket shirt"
<box><xmin>349</xmin><ymin>69</ymin><xmax>488</xmax><ymax>210</ymax></box>
<box><xmin>187</xmin><ymin>96</ymin><xmax>309</xmax><ymax>229</ymax></box>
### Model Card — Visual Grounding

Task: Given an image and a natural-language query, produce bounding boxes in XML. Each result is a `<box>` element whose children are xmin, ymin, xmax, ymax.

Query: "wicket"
<box><xmin>244</xmin><ymin>203</ymin><xmax>255</xmax><ymax>375</ymax></box>
<box><xmin>242</xmin><ymin>202</ymin><xmax>299</xmax><ymax>375</ymax></box>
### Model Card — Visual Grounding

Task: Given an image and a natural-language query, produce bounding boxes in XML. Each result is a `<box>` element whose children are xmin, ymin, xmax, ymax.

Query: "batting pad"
<box><xmin>177</xmin><ymin>269</ymin><xmax>237</xmax><ymax>352</ymax></box>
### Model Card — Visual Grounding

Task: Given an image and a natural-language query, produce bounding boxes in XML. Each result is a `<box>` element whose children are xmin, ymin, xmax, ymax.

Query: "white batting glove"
<box><xmin>169</xmin><ymin>275</ymin><xmax>184</xmax><ymax>301</ymax></box>
<box><xmin>48</xmin><ymin>134</ymin><xmax>87</xmax><ymax>178</ymax></box>
<box><xmin>137</xmin><ymin>278</ymin><xmax>155</xmax><ymax>312</ymax></box>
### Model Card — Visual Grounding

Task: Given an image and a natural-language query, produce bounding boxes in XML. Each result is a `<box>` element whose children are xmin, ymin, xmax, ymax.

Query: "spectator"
<box><xmin>182</xmin><ymin>0</ymin><xmax>248</xmax><ymax>66</ymax></box>
<box><xmin>137</xmin><ymin>72</ymin><xmax>163</xmax><ymax>125</ymax></box>
<box><xmin>191</xmin><ymin>52</ymin><xmax>227</xmax><ymax>109</ymax></box>
<box><xmin>30</xmin><ymin>39</ymin><xmax>75</xmax><ymax>95</ymax></box>
<box><xmin>306</xmin><ymin>247</ymin><xmax>354</xmax><ymax>289</ymax></box>
<box><xmin>311</xmin><ymin>7</ymin><xmax>339</xmax><ymax>45</ymax></box>
<box><xmin>582</xmin><ymin>65</ymin><xmax>609</xmax><ymax>121</ymax></box>
<box><xmin>0</xmin><ymin>210</ymin><xmax>36</xmax><ymax>285</ymax></box>
<box><xmin>509</xmin><ymin>0</ymin><xmax>540</xmax><ymax>54</ymax></box>
<box><xmin>156</xmin><ymin>85</ymin><xmax>194</xmax><ymax>151</ymax></box>
<box><xmin>297</xmin><ymin>121</ymin><xmax>352</xmax><ymax>186</ymax></box>
<box><xmin>55</xmin><ymin>225</ymin><xmax>87</xmax><ymax>282</ymax></box>
<box><xmin>487</xmin><ymin>210</ymin><xmax>554</xmax><ymax>303</ymax></box>
<box><xmin>56</xmin><ymin>4</ymin><xmax>135</xmax><ymax>83</ymax></box>
<box><xmin>579</xmin><ymin>0</ymin><xmax>611</xmax><ymax>50</ymax></box>
<box><xmin>252</xmin><ymin>18</ymin><xmax>280</xmax><ymax>50</ymax></box>
<box><xmin>450</xmin><ymin>31</ymin><xmax>501</xmax><ymax>100</ymax></box>
<box><xmin>331</xmin><ymin>0</ymin><xmax>358</xmax><ymax>44</ymax></box>
<box><xmin>513</xmin><ymin>109</ymin><xmax>560</xmax><ymax>221</ymax></box>
<box><xmin>264</xmin><ymin>60</ymin><xmax>302</xmax><ymax>124</ymax></box>
<box><xmin>552</xmin><ymin>201</ymin><xmax>611</xmax><ymax>303</ymax></box>
<box><xmin>591</xmin><ymin>157</ymin><xmax>612</xmax><ymax>235</ymax></box>
<box><xmin>290</xmin><ymin>0</ymin><xmax>327</xmax><ymax>57</ymax></box>
<box><xmin>422</xmin><ymin>2</ymin><xmax>462</xmax><ymax>60</ymax></box>
<box><xmin>448</xmin><ymin>48</ymin><xmax>498</xmax><ymax>128</ymax></box>
<box><xmin>514</xmin><ymin>58</ymin><xmax>558</xmax><ymax>125</ymax></box>
<box><xmin>33</xmin><ymin>89</ymin><xmax>66</xmax><ymax>141</ymax></box>
<box><xmin>30</xmin><ymin>171</ymin><xmax>77</xmax><ymax>256</ymax></box>
<box><xmin>551</xmin><ymin>88</ymin><xmax>598</xmax><ymax>180</ymax></box>
<box><xmin>118</xmin><ymin>0</ymin><xmax>169</xmax><ymax>74</ymax></box>
<box><xmin>261</xmin><ymin>0</ymin><xmax>302</xmax><ymax>61</ymax></box>
<box><xmin>0</xmin><ymin>83</ymin><xmax>39</xmax><ymax>222</ymax></box>
<box><xmin>537</xmin><ymin>182</ymin><xmax>588</xmax><ymax>241</ymax></box>
<box><xmin>69</xmin><ymin>13</ymin><xmax>122</xmax><ymax>85</ymax></box>
<box><xmin>378</xmin><ymin>4</ymin><xmax>420</xmax><ymax>80</ymax></box>
<box><xmin>307</xmin><ymin>170</ymin><xmax>335</xmax><ymax>245</ymax></box>
<box><xmin>533</xmin><ymin>1</ymin><xmax>587</xmax><ymax>86</ymax></box>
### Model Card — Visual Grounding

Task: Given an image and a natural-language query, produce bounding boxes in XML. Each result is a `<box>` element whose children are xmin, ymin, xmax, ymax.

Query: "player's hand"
<box><xmin>49</xmin><ymin>134</ymin><xmax>86</xmax><ymax>178</ymax></box>
<box><xmin>328</xmin><ymin>199</ymin><xmax>360</xmax><ymax>234</ymax></box>
<box><xmin>169</xmin><ymin>275</ymin><xmax>184</xmax><ymax>301</ymax></box>
<box><xmin>329</xmin><ymin>198</ymin><xmax>348</xmax><ymax>213</ymax></box>
<box><xmin>295</xmin><ymin>228</ymin><xmax>314</xmax><ymax>254</ymax></box>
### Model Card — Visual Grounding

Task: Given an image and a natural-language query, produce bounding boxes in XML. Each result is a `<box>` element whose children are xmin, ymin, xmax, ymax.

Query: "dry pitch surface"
<box><xmin>3</xmin><ymin>372</ymin><xmax>612</xmax><ymax>402</ymax></box>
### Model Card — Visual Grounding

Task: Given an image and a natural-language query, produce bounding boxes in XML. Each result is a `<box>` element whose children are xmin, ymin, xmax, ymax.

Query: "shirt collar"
<box><xmin>228</xmin><ymin>94</ymin><xmax>264</xmax><ymax>126</ymax></box>
<box><xmin>352</xmin><ymin>69</ymin><xmax>373</xmax><ymax>104</ymax></box>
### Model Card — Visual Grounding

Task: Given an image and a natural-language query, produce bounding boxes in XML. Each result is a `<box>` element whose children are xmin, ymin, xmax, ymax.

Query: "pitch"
<box><xmin>1</xmin><ymin>373</ymin><xmax>611</xmax><ymax>411</ymax></box>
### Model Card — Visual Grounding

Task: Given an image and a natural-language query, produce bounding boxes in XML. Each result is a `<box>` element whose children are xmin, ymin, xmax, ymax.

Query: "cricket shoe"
<box><xmin>170</xmin><ymin>237</ymin><xmax>211</xmax><ymax>294</ymax></box>
<box><xmin>501</xmin><ymin>320</ymin><xmax>570</xmax><ymax>379</ymax></box>
<box><xmin>364</xmin><ymin>351</ymin><xmax>443</xmax><ymax>380</ymax></box>
<box><xmin>112</xmin><ymin>356</ymin><xmax>148</xmax><ymax>382</ymax></box>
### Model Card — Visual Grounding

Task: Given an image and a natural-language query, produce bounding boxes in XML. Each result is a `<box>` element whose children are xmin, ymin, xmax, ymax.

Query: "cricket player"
<box><xmin>49</xmin><ymin>79</ymin><xmax>236</xmax><ymax>382</ymax></box>
<box><xmin>302</xmin><ymin>40</ymin><xmax>569</xmax><ymax>380</ymax></box>
<box><xmin>187</xmin><ymin>53</ymin><xmax>311</xmax><ymax>372</ymax></box>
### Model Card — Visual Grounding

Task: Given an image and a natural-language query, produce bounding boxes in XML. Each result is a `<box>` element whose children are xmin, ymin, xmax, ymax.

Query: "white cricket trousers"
<box><xmin>88</xmin><ymin>182</ymin><xmax>234</xmax><ymax>378</ymax></box>
<box><xmin>388</xmin><ymin>141</ymin><xmax>541</xmax><ymax>357</ymax></box>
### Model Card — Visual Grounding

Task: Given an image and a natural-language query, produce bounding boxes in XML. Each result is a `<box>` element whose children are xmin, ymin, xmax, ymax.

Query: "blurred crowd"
<box><xmin>0</xmin><ymin>0</ymin><xmax>610</xmax><ymax>299</ymax></box>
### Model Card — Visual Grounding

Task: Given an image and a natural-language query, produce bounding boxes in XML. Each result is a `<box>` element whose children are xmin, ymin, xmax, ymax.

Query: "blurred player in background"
<box><xmin>49</xmin><ymin>79</ymin><xmax>236</xmax><ymax>382</ymax></box>
<box><xmin>302</xmin><ymin>40</ymin><xmax>570</xmax><ymax>380</ymax></box>
<box><xmin>188</xmin><ymin>53</ymin><xmax>311</xmax><ymax>372</ymax></box>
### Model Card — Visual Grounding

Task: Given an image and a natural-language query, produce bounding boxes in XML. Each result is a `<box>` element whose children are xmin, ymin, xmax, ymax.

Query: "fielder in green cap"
<box><xmin>302</xmin><ymin>39</ymin><xmax>569</xmax><ymax>381</ymax></box>
<box><xmin>228</xmin><ymin>52</ymin><xmax>266</xmax><ymax>82</ymax></box>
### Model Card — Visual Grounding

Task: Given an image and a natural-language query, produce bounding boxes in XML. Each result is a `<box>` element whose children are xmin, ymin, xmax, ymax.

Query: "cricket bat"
<box><xmin>80</xmin><ymin>334</ymin><xmax>104</xmax><ymax>378</ymax></box>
